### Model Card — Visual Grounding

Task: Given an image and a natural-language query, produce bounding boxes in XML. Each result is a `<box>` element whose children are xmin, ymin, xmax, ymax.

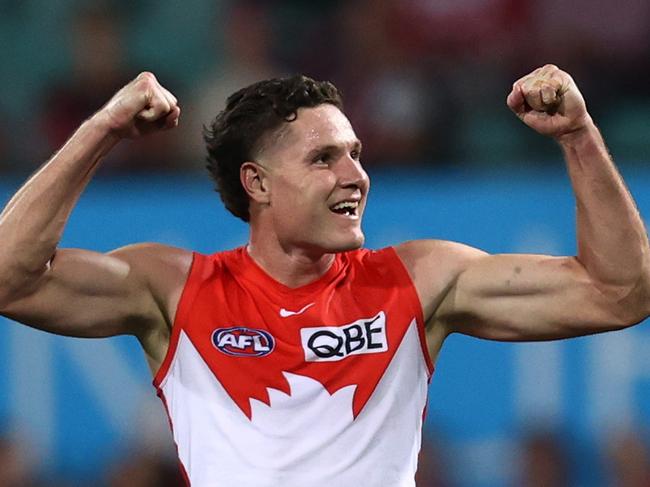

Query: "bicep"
<box><xmin>0</xmin><ymin>247</ymin><xmax>162</xmax><ymax>338</ymax></box>
<box><xmin>438</xmin><ymin>253</ymin><xmax>629</xmax><ymax>341</ymax></box>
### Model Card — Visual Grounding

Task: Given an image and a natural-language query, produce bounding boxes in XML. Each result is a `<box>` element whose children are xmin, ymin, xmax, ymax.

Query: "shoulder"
<box><xmin>108</xmin><ymin>243</ymin><xmax>196</xmax><ymax>339</ymax></box>
<box><xmin>393</xmin><ymin>239</ymin><xmax>488</xmax><ymax>320</ymax></box>
<box><xmin>394</xmin><ymin>239</ymin><xmax>486</xmax><ymax>272</ymax></box>
<box><xmin>107</xmin><ymin>243</ymin><xmax>194</xmax><ymax>300</ymax></box>
<box><xmin>108</xmin><ymin>243</ymin><xmax>193</xmax><ymax>276</ymax></box>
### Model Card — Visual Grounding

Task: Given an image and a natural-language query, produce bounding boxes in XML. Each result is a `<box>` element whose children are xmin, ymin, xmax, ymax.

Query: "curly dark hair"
<box><xmin>204</xmin><ymin>75</ymin><xmax>344</xmax><ymax>222</ymax></box>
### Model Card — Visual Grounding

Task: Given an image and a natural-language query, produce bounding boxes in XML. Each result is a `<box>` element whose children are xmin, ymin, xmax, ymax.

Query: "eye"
<box><xmin>350</xmin><ymin>149</ymin><xmax>361</xmax><ymax>161</ymax></box>
<box><xmin>313</xmin><ymin>152</ymin><xmax>333</xmax><ymax>165</ymax></box>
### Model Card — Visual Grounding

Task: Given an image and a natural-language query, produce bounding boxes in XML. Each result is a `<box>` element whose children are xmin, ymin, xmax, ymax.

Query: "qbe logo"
<box><xmin>212</xmin><ymin>327</ymin><xmax>275</xmax><ymax>357</ymax></box>
<box><xmin>300</xmin><ymin>312</ymin><xmax>387</xmax><ymax>362</ymax></box>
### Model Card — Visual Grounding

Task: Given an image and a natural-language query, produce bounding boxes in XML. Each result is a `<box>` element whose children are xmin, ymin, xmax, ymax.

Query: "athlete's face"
<box><xmin>257</xmin><ymin>104</ymin><xmax>369</xmax><ymax>254</ymax></box>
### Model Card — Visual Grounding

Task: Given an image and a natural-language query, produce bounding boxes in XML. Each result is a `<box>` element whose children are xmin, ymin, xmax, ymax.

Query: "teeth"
<box><xmin>331</xmin><ymin>201</ymin><xmax>359</xmax><ymax>211</ymax></box>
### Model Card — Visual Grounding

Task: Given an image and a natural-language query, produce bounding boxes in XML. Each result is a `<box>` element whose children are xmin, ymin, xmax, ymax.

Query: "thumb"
<box><xmin>506</xmin><ymin>84</ymin><xmax>527</xmax><ymax>117</ymax></box>
<box><xmin>136</xmin><ymin>106</ymin><xmax>157</xmax><ymax>121</ymax></box>
<box><xmin>135</xmin><ymin>88</ymin><xmax>171</xmax><ymax>122</ymax></box>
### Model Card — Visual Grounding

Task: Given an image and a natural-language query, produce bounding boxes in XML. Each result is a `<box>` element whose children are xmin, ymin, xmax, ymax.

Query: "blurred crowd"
<box><xmin>0</xmin><ymin>0</ymin><xmax>649</xmax><ymax>176</ymax></box>
<box><xmin>2</xmin><ymin>424</ymin><xmax>650</xmax><ymax>486</ymax></box>
<box><xmin>0</xmin><ymin>429</ymin><xmax>185</xmax><ymax>486</ymax></box>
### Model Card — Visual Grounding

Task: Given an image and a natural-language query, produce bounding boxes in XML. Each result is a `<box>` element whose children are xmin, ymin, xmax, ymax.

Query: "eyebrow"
<box><xmin>304</xmin><ymin>140</ymin><xmax>363</xmax><ymax>159</ymax></box>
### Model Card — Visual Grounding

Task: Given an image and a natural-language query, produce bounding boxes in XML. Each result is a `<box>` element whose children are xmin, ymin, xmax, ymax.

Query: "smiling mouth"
<box><xmin>329</xmin><ymin>200</ymin><xmax>359</xmax><ymax>217</ymax></box>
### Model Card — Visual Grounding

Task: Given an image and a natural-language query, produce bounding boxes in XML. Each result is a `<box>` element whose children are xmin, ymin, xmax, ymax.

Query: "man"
<box><xmin>0</xmin><ymin>65</ymin><xmax>648</xmax><ymax>486</ymax></box>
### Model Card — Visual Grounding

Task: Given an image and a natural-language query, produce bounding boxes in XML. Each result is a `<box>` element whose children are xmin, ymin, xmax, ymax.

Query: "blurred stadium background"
<box><xmin>0</xmin><ymin>0</ymin><xmax>649</xmax><ymax>486</ymax></box>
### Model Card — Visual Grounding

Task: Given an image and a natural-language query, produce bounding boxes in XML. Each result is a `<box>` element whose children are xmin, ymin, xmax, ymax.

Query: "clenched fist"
<box><xmin>95</xmin><ymin>72</ymin><xmax>181</xmax><ymax>139</ymax></box>
<box><xmin>507</xmin><ymin>64</ymin><xmax>592</xmax><ymax>139</ymax></box>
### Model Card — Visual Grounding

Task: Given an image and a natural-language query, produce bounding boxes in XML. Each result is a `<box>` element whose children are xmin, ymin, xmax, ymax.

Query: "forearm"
<box><xmin>560</xmin><ymin>121</ymin><xmax>649</xmax><ymax>296</ymax></box>
<box><xmin>0</xmin><ymin>114</ymin><xmax>118</xmax><ymax>294</ymax></box>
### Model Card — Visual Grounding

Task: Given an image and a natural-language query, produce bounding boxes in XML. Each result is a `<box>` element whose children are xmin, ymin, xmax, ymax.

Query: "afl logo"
<box><xmin>212</xmin><ymin>327</ymin><xmax>275</xmax><ymax>357</ymax></box>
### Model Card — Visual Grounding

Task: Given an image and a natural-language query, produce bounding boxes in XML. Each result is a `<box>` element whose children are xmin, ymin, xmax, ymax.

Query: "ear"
<box><xmin>240</xmin><ymin>162</ymin><xmax>270</xmax><ymax>205</ymax></box>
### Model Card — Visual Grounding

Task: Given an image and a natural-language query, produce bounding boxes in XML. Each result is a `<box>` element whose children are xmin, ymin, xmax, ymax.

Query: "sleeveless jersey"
<box><xmin>153</xmin><ymin>246</ymin><xmax>434</xmax><ymax>487</ymax></box>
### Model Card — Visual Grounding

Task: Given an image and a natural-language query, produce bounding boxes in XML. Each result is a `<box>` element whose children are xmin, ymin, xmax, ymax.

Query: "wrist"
<box><xmin>555</xmin><ymin>115</ymin><xmax>597</xmax><ymax>147</ymax></box>
<box><xmin>85</xmin><ymin>111</ymin><xmax>122</xmax><ymax>151</ymax></box>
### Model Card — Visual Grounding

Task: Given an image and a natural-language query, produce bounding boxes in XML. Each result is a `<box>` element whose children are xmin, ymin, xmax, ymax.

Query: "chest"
<box><xmin>181</xmin><ymin>277</ymin><xmax>419</xmax><ymax>419</ymax></box>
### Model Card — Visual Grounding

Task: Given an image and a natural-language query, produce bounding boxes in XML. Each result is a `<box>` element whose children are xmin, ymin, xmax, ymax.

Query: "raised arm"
<box><xmin>0</xmin><ymin>73</ymin><xmax>187</xmax><ymax>352</ymax></box>
<box><xmin>397</xmin><ymin>65</ymin><xmax>650</xmax><ymax>351</ymax></box>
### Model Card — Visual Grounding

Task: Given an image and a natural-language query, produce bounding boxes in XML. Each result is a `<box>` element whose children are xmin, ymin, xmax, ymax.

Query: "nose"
<box><xmin>337</xmin><ymin>155</ymin><xmax>369</xmax><ymax>191</ymax></box>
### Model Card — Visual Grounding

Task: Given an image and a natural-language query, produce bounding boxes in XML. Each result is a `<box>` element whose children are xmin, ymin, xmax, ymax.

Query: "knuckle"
<box><xmin>154</xmin><ymin>99</ymin><xmax>171</xmax><ymax>116</ymax></box>
<box><xmin>137</xmin><ymin>71</ymin><xmax>156</xmax><ymax>81</ymax></box>
<box><xmin>135</xmin><ymin>72</ymin><xmax>157</xmax><ymax>92</ymax></box>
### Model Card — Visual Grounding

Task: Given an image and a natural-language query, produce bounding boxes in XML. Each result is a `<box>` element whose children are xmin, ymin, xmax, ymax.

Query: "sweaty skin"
<box><xmin>0</xmin><ymin>66</ymin><xmax>648</xmax><ymax>377</ymax></box>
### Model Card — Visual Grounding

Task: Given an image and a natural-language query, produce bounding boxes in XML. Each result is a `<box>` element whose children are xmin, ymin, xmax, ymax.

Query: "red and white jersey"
<box><xmin>153</xmin><ymin>246</ymin><xmax>433</xmax><ymax>487</ymax></box>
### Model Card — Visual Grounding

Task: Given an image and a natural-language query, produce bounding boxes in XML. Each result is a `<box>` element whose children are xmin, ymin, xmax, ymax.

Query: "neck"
<box><xmin>247</xmin><ymin>230</ymin><xmax>335</xmax><ymax>289</ymax></box>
